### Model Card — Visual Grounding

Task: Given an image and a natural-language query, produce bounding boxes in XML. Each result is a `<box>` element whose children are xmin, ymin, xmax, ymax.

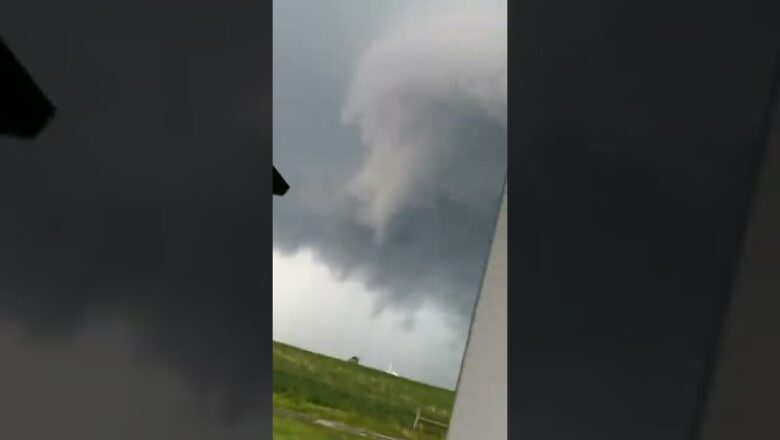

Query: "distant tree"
<box><xmin>348</xmin><ymin>356</ymin><xmax>360</xmax><ymax>364</ymax></box>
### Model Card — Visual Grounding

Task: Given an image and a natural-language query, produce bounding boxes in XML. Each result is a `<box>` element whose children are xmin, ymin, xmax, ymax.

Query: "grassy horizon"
<box><xmin>273</xmin><ymin>340</ymin><xmax>455</xmax><ymax>439</ymax></box>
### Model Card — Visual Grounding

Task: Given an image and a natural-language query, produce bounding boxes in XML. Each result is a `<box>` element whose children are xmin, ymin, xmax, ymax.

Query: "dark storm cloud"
<box><xmin>0</xmin><ymin>1</ymin><xmax>503</xmax><ymax>431</ymax></box>
<box><xmin>1</xmin><ymin>0</ymin><xmax>271</xmax><ymax>429</ymax></box>
<box><xmin>273</xmin><ymin>2</ymin><xmax>507</xmax><ymax>320</ymax></box>
<box><xmin>509</xmin><ymin>0</ymin><xmax>780</xmax><ymax>439</ymax></box>
<box><xmin>0</xmin><ymin>319</ymin><xmax>267</xmax><ymax>440</ymax></box>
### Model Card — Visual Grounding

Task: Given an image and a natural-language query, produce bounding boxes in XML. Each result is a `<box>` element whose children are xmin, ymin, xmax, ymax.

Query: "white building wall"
<box><xmin>447</xmin><ymin>187</ymin><xmax>507</xmax><ymax>440</ymax></box>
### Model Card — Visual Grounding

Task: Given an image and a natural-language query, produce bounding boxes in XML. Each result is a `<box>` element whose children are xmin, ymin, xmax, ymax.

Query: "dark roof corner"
<box><xmin>273</xmin><ymin>166</ymin><xmax>290</xmax><ymax>196</ymax></box>
<box><xmin>0</xmin><ymin>38</ymin><xmax>55</xmax><ymax>139</ymax></box>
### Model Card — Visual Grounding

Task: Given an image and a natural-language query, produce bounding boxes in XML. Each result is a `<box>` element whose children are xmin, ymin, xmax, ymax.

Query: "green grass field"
<box><xmin>273</xmin><ymin>341</ymin><xmax>455</xmax><ymax>440</ymax></box>
<box><xmin>273</xmin><ymin>415</ymin><xmax>365</xmax><ymax>440</ymax></box>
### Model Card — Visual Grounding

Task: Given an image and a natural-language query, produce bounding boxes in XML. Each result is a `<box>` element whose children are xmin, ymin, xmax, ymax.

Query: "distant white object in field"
<box><xmin>387</xmin><ymin>363</ymin><xmax>399</xmax><ymax>377</ymax></box>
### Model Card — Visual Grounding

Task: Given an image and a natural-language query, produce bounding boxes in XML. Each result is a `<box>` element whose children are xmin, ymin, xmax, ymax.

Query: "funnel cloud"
<box><xmin>274</xmin><ymin>1</ymin><xmax>507</xmax><ymax>322</ymax></box>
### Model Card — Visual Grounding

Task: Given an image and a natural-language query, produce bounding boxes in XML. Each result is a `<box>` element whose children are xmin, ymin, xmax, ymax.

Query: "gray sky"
<box><xmin>0</xmin><ymin>1</ymin><xmax>505</xmax><ymax>438</ymax></box>
<box><xmin>3</xmin><ymin>0</ymin><xmax>777</xmax><ymax>439</ymax></box>
<box><xmin>0</xmin><ymin>317</ymin><xmax>266</xmax><ymax>440</ymax></box>
<box><xmin>505</xmin><ymin>0</ymin><xmax>779</xmax><ymax>437</ymax></box>
<box><xmin>1</xmin><ymin>1</ymin><xmax>275</xmax><ymax>437</ymax></box>
<box><xmin>272</xmin><ymin>0</ymin><xmax>507</xmax><ymax>389</ymax></box>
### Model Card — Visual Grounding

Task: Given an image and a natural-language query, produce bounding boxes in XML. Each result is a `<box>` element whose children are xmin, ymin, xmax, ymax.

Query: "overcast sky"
<box><xmin>272</xmin><ymin>0</ymin><xmax>507</xmax><ymax>389</ymax></box>
<box><xmin>0</xmin><ymin>0</ymin><xmax>505</xmax><ymax>438</ymax></box>
<box><xmin>1</xmin><ymin>1</ymin><xmax>273</xmax><ymax>438</ymax></box>
<box><xmin>6</xmin><ymin>0</ymin><xmax>775</xmax><ymax>439</ymax></box>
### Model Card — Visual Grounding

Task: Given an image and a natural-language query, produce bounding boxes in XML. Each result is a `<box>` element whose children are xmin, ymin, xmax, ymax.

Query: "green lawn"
<box><xmin>273</xmin><ymin>415</ymin><xmax>365</xmax><ymax>440</ymax></box>
<box><xmin>273</xmin><ymin>341</ymin><xmax>455</xmax><ymax>440</ymax></box>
